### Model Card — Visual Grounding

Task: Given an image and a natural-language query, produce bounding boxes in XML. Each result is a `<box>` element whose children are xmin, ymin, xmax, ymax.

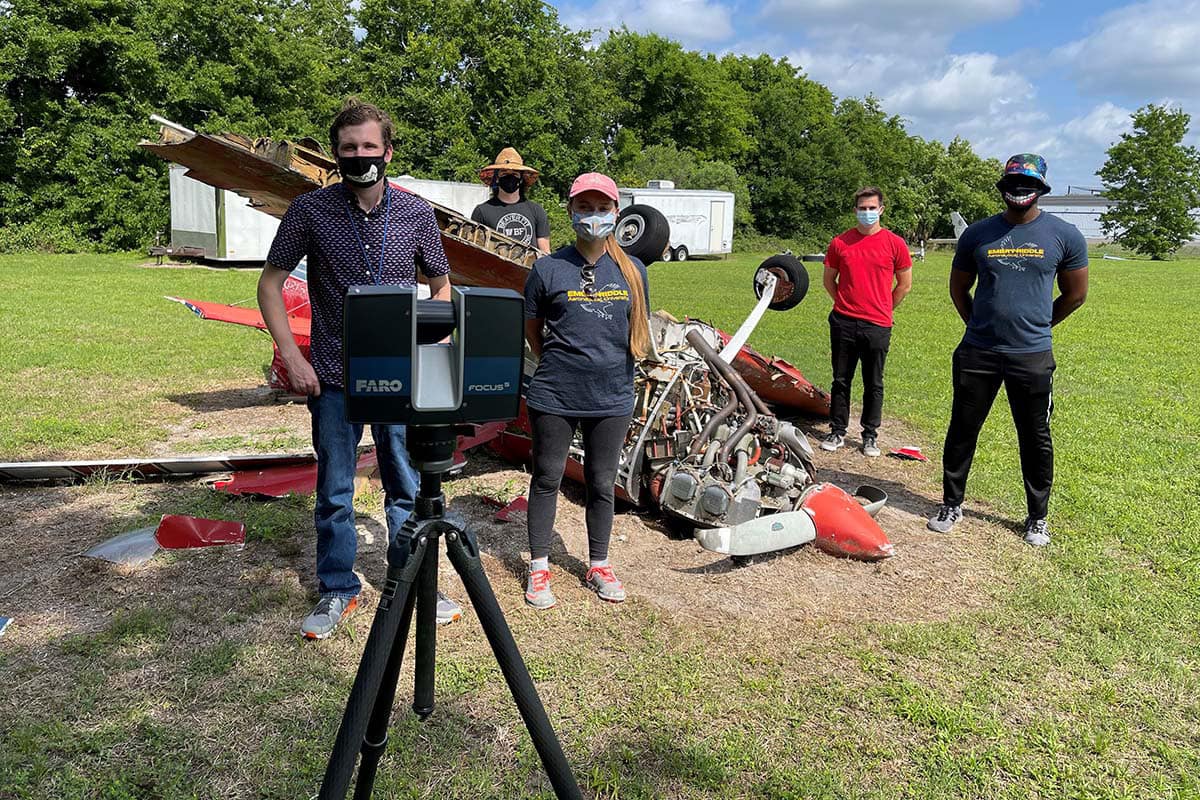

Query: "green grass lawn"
<box><xmin>0</xmin><ymin>254</ymin><xmax>268</xmax><ymax>459</ymax></box>
<box><xmin>2</xmin><ymin>251</ymin><xmax>1199</xmax><ymax>798</ymax></box>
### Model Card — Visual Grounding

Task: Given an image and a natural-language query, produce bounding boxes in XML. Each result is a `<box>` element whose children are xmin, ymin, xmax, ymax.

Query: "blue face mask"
<box><xmin>572</xmin><ymin>210</ymin><xmax>617</xmax><ymax>242</ymax></box>
<box><xmin>856</xmin><ymin>209</ymin><xmax>881</xmax><ymax>227</ymax></box>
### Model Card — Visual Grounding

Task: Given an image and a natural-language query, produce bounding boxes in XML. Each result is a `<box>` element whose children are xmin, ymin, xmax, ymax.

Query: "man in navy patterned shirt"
<box><xmin>258</xmin><ymin>99</ymin><xmax>460</xmax><ymax>639</ymax></box>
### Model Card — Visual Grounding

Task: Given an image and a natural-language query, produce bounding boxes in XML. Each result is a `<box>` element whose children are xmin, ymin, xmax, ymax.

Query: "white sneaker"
<box><xmin>926</xmin><ymin>504</ymin><xmax>962</xmax><ymax>533</ymax></box>
<box><xmin>820</xmin><ymin>433</ymin><xmax>845</xmax><ymax>452</ymax></box>
<box><xmin>436</xmin><ymin>591</ymin><xmax>462</xmax><ymax>625</ymax></box>
<box><xmin>1023</xmin><ymin>518</ymin><xmax>1051</xmax><ymax>547</ymax></box>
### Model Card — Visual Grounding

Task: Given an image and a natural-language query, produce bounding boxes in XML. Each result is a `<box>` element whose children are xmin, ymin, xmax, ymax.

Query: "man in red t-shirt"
<box><xmin>820</xmin><ymin>186</ymin><xmax>913</xmax><ymax>456</ymax></box>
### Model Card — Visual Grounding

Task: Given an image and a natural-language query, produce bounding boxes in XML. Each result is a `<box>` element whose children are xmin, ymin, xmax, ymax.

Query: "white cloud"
<box><xmin>760</xmin><ymin>0</ymin><xmax>1021</xmax><ymax>51</ymax></box>
<box><xmin>1055</xmin><ymin>1</ymin><xmax>1200</xmax><ymax>101</ymax></box>
<box><xmin>562</xmin><ymin>0</ymin><xmax>734</xmax><ymax>46</ymax></box>
<box><xmin>884</xmin><ymin>53</ymin><xmax>1032</xmax><ymax>118</ymax></box>
<box><xmin>1060</xmin><ymin>102</ymin><xmax>1134</xmax><ymax>148</ymax></box>
<box><xmin>762</xmin><ymin>0</ymin><xmax>1017</xmax><ymax>28</ymax></box>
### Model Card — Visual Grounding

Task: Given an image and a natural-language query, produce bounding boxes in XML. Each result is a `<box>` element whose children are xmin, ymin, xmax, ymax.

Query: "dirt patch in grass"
<box><xmin>457</xmin><ymin>413</ymin><xmax>1011</xmax><ymax>633</ymax></box>
<box><xmin>158</xmin><ymin>382</ymin><xmax>311</xmax><ymax>455</ymax></box>
<box><xmin>0</xmin><ymin>411</ymin><xmax>1027</xmax><ymax>798</ymax></box>
<box><xmin>0</xmin><ymin>411</ymin><xmax>1015</xmax><ymax>654</ymax></box>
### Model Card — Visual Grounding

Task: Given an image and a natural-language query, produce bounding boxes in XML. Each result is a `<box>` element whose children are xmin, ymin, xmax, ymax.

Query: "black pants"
<box><xmin>942</xmin><ymin>344</ymin><xmax>1056</xmax><ymax>520</ymax></box>
<box><xmin>829</xmin><ymin>311</ymin><xmax>892</xmax><ymax>438</ymax></box>
<box><xmin>527</xmin><ymin>410</ymin><xmax>631</xmax><ymax>562</ymax></box>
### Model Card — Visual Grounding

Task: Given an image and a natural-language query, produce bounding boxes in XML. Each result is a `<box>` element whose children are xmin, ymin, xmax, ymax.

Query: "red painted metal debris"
<box><xmin>801</xmin><ymin>483</ymin><xmax>894</xmax><ymax>560</ymax></box>
<box><xmin>888</xmin><ymin>447</ymin><xmax>929</xmax><ymax>462</ymax></box>
<box><xmin>154</xmin><ymin>515</ymin><xmax>246</xmax><ymax>549</ymax></box>
<box><xmin>494</xmin><ymin>496</ymin><xmax>528</xmax><ymax>522</ymax></box>
<box><xmin>213</xmin><ymin>451</ymin><xmax>377</xmax><ymax>497</ymax></box>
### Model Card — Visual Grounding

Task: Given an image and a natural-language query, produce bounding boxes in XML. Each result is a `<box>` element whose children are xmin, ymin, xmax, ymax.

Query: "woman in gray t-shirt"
<box><xmin>521</xmin><ymin>172</ymin><xmax>650</xmax><ymax>610</ymax></box>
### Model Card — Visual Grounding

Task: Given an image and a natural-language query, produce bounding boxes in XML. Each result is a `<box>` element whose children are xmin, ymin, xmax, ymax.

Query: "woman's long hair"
<box><xmin>604</xmin><ymin>234</ymin><xmax>651</xmax><ymax>359</ymax></box>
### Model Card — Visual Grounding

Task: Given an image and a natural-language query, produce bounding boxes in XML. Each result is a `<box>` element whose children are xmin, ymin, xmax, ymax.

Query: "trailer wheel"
<box><xmin>616</xmin><ymin>204</ymin><xmax>671</xmax><ymax>265</ymax></box>
<box><xmin>661</xmin><ymin>245</ymin><xmax>674</xmax><ymax>262</ymax></box>
<box><xmin>674</xmin><ymin>245</ymin><xmax>689</xmax><ymax>262</ymax></box>
<box><xmin>754</xmin><ymin>254</ymin><xmax>809</xmax><ymax>311</ymax></box>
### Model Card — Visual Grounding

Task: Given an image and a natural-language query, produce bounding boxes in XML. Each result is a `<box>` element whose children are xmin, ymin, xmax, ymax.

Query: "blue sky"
<box><xmin>550</xmin><ymin>0</ymin><xmax>1200</xmax><ymax>193</ymax></box>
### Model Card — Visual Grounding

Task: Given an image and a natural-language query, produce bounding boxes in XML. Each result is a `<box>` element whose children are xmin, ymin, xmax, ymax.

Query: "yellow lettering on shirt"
<box><xmin>986</xmin><ymin>247</ymin><xmax>1045</xmax><ymax>258</ymax></box>
<box><xmin>567</xmin><ymin>289</ymin><xmax>630</xmax><ymax>302</ymax></box>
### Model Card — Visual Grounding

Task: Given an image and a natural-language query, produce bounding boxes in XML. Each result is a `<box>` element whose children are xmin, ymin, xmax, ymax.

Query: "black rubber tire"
<box><xmin>674</xmin><ymin>245</ymin><xmax>689</xmax><ymax>262</ymax></box>
<box><xmin>616</xmin><ymin>204</ymin><xmax>671</xmax><ymax>265</ymax></box>
<box><xmin>661</xmin><ymin>245</ymin><xmax>674</xmax><ymax>262</ymax></box>
<box><xmin>753</xmin><ymin>254</ymin><xmax>810</xmax><ymax>311</ymax></box>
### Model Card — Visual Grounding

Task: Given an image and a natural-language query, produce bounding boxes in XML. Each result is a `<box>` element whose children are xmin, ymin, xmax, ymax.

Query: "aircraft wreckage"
<box><xmin>141</xmin><ymin>121</ymin><xmax>894</xmax><ymax>562</ymax></box>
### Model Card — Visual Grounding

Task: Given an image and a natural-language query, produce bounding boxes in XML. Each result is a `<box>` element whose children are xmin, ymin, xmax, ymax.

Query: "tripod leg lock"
<box><xmin>379</xmin><ymin>535</ymin><xmax>429</xmax><ymax>612</ymax></box>
<box><xmin>362</xmin><ymin>732</ymin><xmax>388</xmax><ymax>753</ymax></box>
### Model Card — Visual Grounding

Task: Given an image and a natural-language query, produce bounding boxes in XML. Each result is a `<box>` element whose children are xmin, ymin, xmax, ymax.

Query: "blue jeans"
<box><xmin>309</xmin><ymin>385</ymin><xmax>419</xmax><ymax>598</ymax></box>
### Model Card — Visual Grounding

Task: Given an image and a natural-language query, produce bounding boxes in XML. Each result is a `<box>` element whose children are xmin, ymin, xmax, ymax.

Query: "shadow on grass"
<box><xmin>819</xmin><ymin>463</ymin><xmax>1024</xmax><ymax>536</ymax></box>
<box><xmin>165</xmin><ymin>386</ymin><xmax>291</xmax><ymax>412</ymax></box>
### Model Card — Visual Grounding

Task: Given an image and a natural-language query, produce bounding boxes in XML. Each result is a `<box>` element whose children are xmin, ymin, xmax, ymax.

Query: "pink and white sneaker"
<box><xmin>585</xmin><ymin>565</ymin><xmax>626</xmax><ymax>603</ymax></box>
<box><xmin>525</xmin><ymin>569</ymin><xmax>557</xmax><ymax>609</ymax></box>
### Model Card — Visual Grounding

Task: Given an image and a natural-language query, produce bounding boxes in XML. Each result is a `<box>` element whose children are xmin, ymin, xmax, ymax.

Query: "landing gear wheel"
<box><xmin>673</xmin><ymin>245</ymin><xmax>689</xmax><ymax>262</ymax></box>
<box><xmin>616</xmin><ymin>204</ymin><xmax>671</xmax><ymax>265</ymax></box>
<box><xmin>753</xmin><ymin>254</ymin><xmax>810</xmax><ymax>311</ymax></box>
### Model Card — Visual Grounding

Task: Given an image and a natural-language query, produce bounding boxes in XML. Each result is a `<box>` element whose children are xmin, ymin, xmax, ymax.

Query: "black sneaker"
<box><xmin>861</xmin><ymin>435</ymin><xmax>881</xmax><ymax>457</ymax></box>
<box><xmin>926</xmin><ymin>504</ymin><xmax>962</xmax><ymax>533</ymax></box>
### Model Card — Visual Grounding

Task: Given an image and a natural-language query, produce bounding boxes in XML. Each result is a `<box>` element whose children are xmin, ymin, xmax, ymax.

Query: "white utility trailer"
<box><xmin>168</xmin><ymin>163</ymin><xmax>281</xmax><ymax>261</ymax></box>
<box><xmin>617</xmin><ymin>181</ymin><xmax>735</xmax><ymax>261</ymax></box>
<box><xmin>391</xmin><ymin>176</ymin><xmax>491</xmax><ymax>219</ymax></box>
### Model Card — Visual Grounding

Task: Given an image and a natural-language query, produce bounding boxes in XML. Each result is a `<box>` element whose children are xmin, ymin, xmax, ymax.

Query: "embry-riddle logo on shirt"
<box><xmin>355</xmin><ymin>379</ymin><xmax>404</xmax><ymax>393</ymax></box>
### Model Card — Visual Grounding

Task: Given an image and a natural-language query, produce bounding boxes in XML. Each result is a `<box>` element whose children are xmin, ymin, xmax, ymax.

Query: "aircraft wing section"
<box><xmin>141</xmin><ymin>122</ymin><xmax>541</xmax><ymax>292</ymax></box>
<box><xmin>167</xmin><ymin>296</ymin><xmax>311</xmax><ymax>341</ymax></box>
<box><xmin>140</xmin><ymin>127</ymin><xmax>332</xmax><ymax>219</ymax></box>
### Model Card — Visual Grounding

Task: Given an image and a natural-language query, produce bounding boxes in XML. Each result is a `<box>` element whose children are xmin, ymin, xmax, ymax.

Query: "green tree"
<box><xmin>0</xmin><ymin>0</ymin><xmax>355</xmax><ymax>251</ymax></box>
<box><xmin>355</xmin><ymin>0</ymin><xmax>611</xmax><ymax>194</ymax></box>
<box><xmin>596</xmin><ymin>30</ymin><xmax>751</xmax><ymax>163</ymax></box>
<box><xmin>1099</xmin><ymin>104</ymin><xmax>1200</xmax><ymax>259</ymax></box>
<box><xmin>613</xmin><ymin>143</ymin><xmax>754</xmax><ymax>232</ymax></box>
<box><xmin>723</xmin><ymin>53</ymin><xmax>856</xmax><ymax>241</ymax></box>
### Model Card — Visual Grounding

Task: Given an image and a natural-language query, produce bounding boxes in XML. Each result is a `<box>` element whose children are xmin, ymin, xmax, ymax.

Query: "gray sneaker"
<box><xmin>301</xmin><ymin>594</ymin><xmax>360</xmax><ymax>640</ymax></box>
<box><xmin>820</xmin><ymin>433</ymin><xmax>845</xmax><ymax>452</ymax></box>
<box><xmin>585</xmin><ymin>565</ymin><xmax>626</xmax><ymax>603</ymax></box>
<box><xmin>436</xmin><ymin>591</ymin><xmax>462</xmax><ymax>625</ymax></box>
<box><xmin>525</xmin><ymin>569</ymin><xmax>557</xmax><ymax>609</ymax></box>
<box><xmin>861</xmin><ymin>436</ymin><xmax>881</xmax><ymax>457</ymax></box>
<box><xmin>1023</xmin><ymin>518</ymin><xmax>1051</xmax><ymax>547</ymax></box>
<box><xmin>927</xmin><ymin>504</ymin><xmax>963</xmax><ymax>533</ymax></box>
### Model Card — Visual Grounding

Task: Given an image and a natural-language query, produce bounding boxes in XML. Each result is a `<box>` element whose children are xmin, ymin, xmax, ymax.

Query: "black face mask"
<box><xmin>998</xmin><ymin>178</ymin><xmax>1045</xmax><ymax>211</ymax></box>
<box><xmin>497</xmin><ymin>174</ymin><xmax>523</xmax><ymax>194</ymax></box>
<box><xmin>338</xmin><ymin>154</ymin><xmax>388</xmax><ymax>187</ymax></box>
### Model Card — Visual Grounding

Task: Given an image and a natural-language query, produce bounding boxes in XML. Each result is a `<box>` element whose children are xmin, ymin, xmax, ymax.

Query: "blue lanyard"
<box><xmin>344</xmin><ymin>186</ymin><xmax>391</xmax><ymax>285</ymax></box>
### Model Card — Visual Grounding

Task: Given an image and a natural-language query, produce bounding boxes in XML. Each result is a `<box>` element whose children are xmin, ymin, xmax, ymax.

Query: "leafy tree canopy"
<box><xmin>1099</xmin><ymin>104</ymin><xmax>1200</xmax><ymax>260</ymax></box>
<box><xmin>0</xmin><ymin>2</ymin><xmax>1006</xmax><ymax>252</ymax></box>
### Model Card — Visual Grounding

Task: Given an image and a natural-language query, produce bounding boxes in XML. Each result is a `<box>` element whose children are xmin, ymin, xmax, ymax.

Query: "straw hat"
<box><xmin>479</xmin><ymin>147</ymin><xmax>539</xmax><ymax>186</ymax></box>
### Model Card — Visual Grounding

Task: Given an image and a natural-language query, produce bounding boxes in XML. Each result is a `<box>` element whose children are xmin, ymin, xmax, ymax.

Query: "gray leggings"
<box><xmin>527</xmin><ymin>410</ymin><xmax>631</xmax><ymax>561</ymax></box>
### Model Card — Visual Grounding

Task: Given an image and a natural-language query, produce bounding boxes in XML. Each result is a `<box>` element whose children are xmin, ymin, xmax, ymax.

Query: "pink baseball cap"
<box><xmin>568</xmin><ymin>172</ymin><xmax>619</xmax><ymax>202</ymax></box>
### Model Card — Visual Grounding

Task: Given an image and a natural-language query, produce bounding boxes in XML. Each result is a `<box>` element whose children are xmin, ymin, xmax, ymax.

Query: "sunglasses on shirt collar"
<box><xmin>580</xmin><ymin>263</ymin><xmax>596</xmax><ymax>296</ymax></box>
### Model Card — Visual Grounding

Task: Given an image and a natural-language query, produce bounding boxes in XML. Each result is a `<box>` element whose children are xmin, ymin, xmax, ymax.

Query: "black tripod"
<box><xmin>319</xmin><ymin>425</ymin><xmax>583</xmax><ymax>799</ymax></box>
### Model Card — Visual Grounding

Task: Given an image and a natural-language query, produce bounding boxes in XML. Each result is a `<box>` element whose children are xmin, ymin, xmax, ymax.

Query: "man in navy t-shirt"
<box><xmin>927</xmin><ymin>154</ymin><xmax>1089</xmax><ymax>546</ymax></box>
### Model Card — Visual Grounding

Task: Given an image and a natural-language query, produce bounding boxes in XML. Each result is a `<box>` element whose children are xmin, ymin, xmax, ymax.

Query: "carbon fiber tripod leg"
<box><xmin>411</xmin><ymin>536</ymin><xmax>439</xmax><ymax>719</ymax></box>
<box><xmin>443</xmin><ymin>527</ymin><xmax>583</xmax><ymax>800</ymax></box>
<box><xmin>319</xmin><ymin>533</ymin><xmax>429</xmax><ymax>800</ymax></box>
